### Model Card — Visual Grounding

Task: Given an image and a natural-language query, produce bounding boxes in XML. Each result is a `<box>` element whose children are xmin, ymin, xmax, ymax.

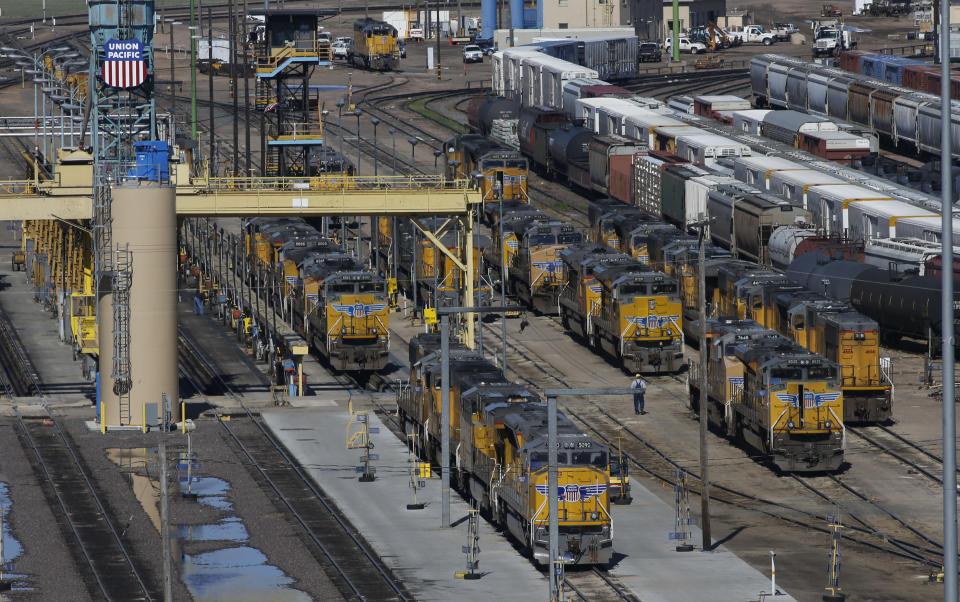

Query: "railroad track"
<box><xmin>15</xmin><ymin>412</ymin><xmax>155</xmax><ymax>601</ymax></box>
<box><xmin>563</xmin><ymin>566</ymin><xmax>637</xmax><ymax>601</ymax></box>
<box><xmin>471</xmin><ymin>312</ymin><xmax>946</xmax><ymax>570</ymax></box>
<box><xmin>0</xmin><ymin>305</ymin><xmax>155</xmax><ymax>600</ymax></box>
<box><xmin>176</xmin><ymin>328</ymin><xmax>412</xmax><ymax>602</ymax></box>
<box><xmin>848</xmin><ymin>423</ymin><xmax>959</xmax><ymax>487</ymax></box>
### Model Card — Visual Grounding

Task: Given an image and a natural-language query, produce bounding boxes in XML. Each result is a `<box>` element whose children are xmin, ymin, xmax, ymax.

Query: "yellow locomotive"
<box><xmin>445</xmin><ymin>134</ymin><xmax>529</xmax><ymax>216</ymax></box>
<box><xmin>242</xmin><ymin>218</ymin><xmax>389</xmax><ymax>371</ymax></box>
<box><xmin>559</xmin><ymin>244</ymin><xmax>684</xmax><ymax>373</ymax></box>
<box><xmin>397</xmin><ymin>334</ymin><xmax>614</xmax><ymax>565</ymax></box>
<box><xmin>690</xmin><ymin>318</ymin><xmax>845</xmax><ymax>472</ymax></box>
<box><xmin>711</xmin><ymin>261</ymin><xmax>892</xmax><ymax>424</ymax></box>
<box><xmin>349</xmin><ymin>18</ymin><xmax>400</xmax><ymax>70</ymax></box>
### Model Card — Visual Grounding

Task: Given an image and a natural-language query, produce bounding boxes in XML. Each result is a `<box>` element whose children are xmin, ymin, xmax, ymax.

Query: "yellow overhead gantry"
<box><xmin>3</xmin><ymin>153</ymin><xmax>482</xmax><ymax>347</ymax></box>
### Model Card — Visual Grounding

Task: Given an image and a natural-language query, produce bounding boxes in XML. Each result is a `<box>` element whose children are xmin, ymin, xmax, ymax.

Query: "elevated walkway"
<box><xmin>0</xmin><ymin>175</ymin><xmax>480</xmax><ymax>219</ymax></box>
<box><xmin>255</xmin><ymin>45</ymin><xmax>331</xmax><ymax>78</ymax></box>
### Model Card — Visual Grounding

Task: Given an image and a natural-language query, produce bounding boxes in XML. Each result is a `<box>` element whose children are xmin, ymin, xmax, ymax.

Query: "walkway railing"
<box><xmin>192</xmin><ymin>175</ymin><xmax>475</xmax><ymax>192</ymax></box>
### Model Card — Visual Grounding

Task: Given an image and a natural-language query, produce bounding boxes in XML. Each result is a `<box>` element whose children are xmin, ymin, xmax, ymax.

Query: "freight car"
<box><xmin>788</xmin><ymin>254</ymin><xmax>960</xmax><ymax>346</ymax></box>
<box><xmin>242</xmin><ymin>217</ymin><xmax>390</xmax><ymax>371</ymax></box>
<box><xmin>349</xmin><ymin>18</ymin><xmax>400</xmax><ymax>70</ymax></box>
<box><xmin>751</xmin><ymin>53</ymin><xmax>960</xmax><ymax>159</ymax></box>
<box><xmin>398</xmin><ymin>335</ymin><xmax>616</xmax><ymax>565</ymax></box>
<box><xmin>690</xmin><ymin>318</ymin><xmax>846</xmax><ymax>472</ymax></box>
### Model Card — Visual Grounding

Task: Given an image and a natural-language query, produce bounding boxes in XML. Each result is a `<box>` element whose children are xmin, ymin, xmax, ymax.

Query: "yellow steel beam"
<box><xmin>175</xmin><ymin>186</ymin><xmax>479</xmax><ymax>216</ymax></box>
<box><xmin>411</xmin><ymin>218</ymin><xmax>467</xmax><ymax>272</ymax></box>
<box><xmin>0</xmin><ymin>195</ymin><xmax>92</xmax><ymax>220</ymax></box>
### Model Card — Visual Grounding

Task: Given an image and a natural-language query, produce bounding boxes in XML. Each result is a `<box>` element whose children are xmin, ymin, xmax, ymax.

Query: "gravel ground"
<box><xmin>0</xmin><ymin>417</ymin><xmax>89</xmax><ymax>600</ymax></box>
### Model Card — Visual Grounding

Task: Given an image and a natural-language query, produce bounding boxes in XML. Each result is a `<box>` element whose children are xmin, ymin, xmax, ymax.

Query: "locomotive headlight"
<box><xmin>372</xmin><ymin>327</ymin><xmax>378</xmax><ymax>335</ymax></box>
<box><xmin>825</xmin><ymin>420</ymin><xmax>832</xmax><ymax>429</ymax></box>
<box><xmin>591</xmin><ymin>512</ymin><xmax>598</xmax><ymax>520</ymax></box>
<box><xmin>787</xmin><ymin>420</ymin><xmax>795</xmax><ymax>429</ymax></box>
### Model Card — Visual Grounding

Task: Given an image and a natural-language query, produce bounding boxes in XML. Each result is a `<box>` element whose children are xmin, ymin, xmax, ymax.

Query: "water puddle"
<box><xmin>104</xmin><ymin>449</ymin><xmax>307</xmax><ymax>600</ymax></box>
<box><xmin>0</xmin><ymin>483</ymin><xmax>23</xmax><ymax>563</ymax></box>
<box><xmin>0</xmin><ymin>482</ymin><xmax>32</xmax><ymax>592</ymax></box>
<box><xmin>183</xmin><ymin>476</ymin><xmax>233</xmax><ymax>511</ymax></box>
<box><xmin>181</xmin><ymin>547</ymin><xmax>310</xmax><ymax>602</ymax></box>
<box><xmin>176</xmin><ymin>517</ymin><xmax>247</xmax><ymax>543</ymax></box>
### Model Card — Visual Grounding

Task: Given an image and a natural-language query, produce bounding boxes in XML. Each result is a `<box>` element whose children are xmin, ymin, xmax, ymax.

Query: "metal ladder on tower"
<box><xmin>112</xmin><ymin>244</ymin><xmax>133</xmax><ymax>424</ymax></box>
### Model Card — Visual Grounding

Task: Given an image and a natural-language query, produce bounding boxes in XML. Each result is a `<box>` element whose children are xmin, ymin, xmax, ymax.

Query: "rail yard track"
<box><xmin>0</xmin><ymin>305</ymin><xmax>155</xmax><ymax>600</ymax></box>
<box><xmin>176</xmin><ymin>328</ymin><xmax>412</xmax><ymax>602</ymax></box>
<box><xmin>563</xmin><ymin>566</ymin><xmax>637</xmax><ymax>601</ymax></box>
<box><xmin>468</xmin><ymin>314</ymin><xmax>946</xmax><ymax>571</ymax></box>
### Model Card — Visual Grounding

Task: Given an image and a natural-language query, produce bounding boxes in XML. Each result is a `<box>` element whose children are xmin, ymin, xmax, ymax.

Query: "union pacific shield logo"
<box><xmin>103</xmin><ymin>38</ymin><xmax>146</xmax><ymax>88</ymax></box>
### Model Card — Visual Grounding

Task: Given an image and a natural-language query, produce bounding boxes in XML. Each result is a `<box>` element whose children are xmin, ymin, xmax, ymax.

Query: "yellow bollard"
<box><xmin>181</xmin><ymin>401</ymin><xmax>187</xmax><ymax>434</ymax></box>
<box><xmin>142</xmin><ymin>403</ymin><xmax>147</xmax><ymax>434</ymax></box>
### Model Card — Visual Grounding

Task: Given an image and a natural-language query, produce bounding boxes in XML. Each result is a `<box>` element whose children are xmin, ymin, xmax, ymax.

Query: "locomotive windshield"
<box><xmin>558</xmin><ymin>232</ymin><xmax>583</xmax><ymax>244</ymax></box>
<box><xmin>769</xmin><ymin>366</ymin><xmax>803</xmax><ymax>380</ymax></box>
<box><xmin>573</xmin><ymin>450</ymin><xmax>608</xmax><ymax>469</ymax></box>
<box><xmin>358</xmin><ymin>281</ymin><xmax>382</xmax><ymax>293</ymax></box>
<box><xmin>651</xmin><ymin>282</ymin><xmax>677</xmax><ymax>294</ymax></box>
<box><xmin>618</xmin><ymin>284</ymin><xmax>646</xmax><ymax>296</ymax></box>
<box><xmin>529</xmin><ymin>234</ymin><xmax>556</xmax><ymax>246</ymax></box>
<box><xmin>807</xmin><ymin>365</ymin><xmax>837</xmax><ymax>380</ymax></box>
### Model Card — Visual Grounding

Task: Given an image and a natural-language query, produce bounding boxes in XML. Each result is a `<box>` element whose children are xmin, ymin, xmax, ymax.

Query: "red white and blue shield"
<box><xmin>102</xmin><ymin>38</ymin><xmax>146</xmax><ymax>88</ymax></box>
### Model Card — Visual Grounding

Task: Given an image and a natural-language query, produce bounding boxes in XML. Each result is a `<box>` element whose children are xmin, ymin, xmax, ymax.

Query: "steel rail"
<box><xmin>177</xmin><ymin>328</ymin><xmax>410</xmax><ymax>601</ymax></box>
<box><xmin>0</xmin><ymin>300</ymin><xmax>153</xmax><ymax>600</ymax></box>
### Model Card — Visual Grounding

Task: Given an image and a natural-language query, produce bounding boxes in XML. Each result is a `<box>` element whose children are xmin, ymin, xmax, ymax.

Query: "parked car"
<box><xmin>663</xmin><ymin>36</ymin><xmax>707</xmax><ymax>54</ymax></box>
<box><xmin>335</xmin><ymin>36</ymin><xmax>352</xmax><ymax>45</ymax></box>
<box><xmin>771</xmin><ymin>22</ymin><xmax>800</xmax><ymax>41</ymax></box>
<box><xmin>476</xmin><ymin>38</ymin><xmax>498</xmax><ymax>55</ymax></box>
<box><xmin>332</xmin><ymin>40</ymin><xmax>351</xmax><ymax>59</ymax></box>
<box><xmin>462</xmin><ymin>44</ymin><xmax>483</xmax><ymax>63</ymax></box>
<box><xmin>318</xmin><ymin>31</ymin><xmax>331</xmax><ymax>44</ymax></box>
<box><xmin>638</xmin><ymin>42</ymin><xmax>662</xmax><ymax>62</ymax></box>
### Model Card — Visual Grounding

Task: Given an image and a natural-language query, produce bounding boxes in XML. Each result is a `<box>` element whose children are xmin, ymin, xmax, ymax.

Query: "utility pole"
<box><xmin>243</xmin><ymin>0</ymin><xmax>251</xmax><ymax>176</ymax></box>
<box><xmin>694</xmin><ymin>214</ymin><xmax>712</xmax><ymax>552</ymax></box>
<box><xmin>190</xmin><ymin>0</ymin><xmax>198</xmax><ymax>142</ymax></box>
<box><xmin>207</xmin><ymin>7</ymin><xmax>214</xmax><ymax>176</ymax></box>
<box><xmin>671</xmin><ymin>0</ymin><xmax>680</xmax><ymax>62</ymax></box>
<box><xmin>169</xmin><ymin>18</ymin><xmax>176</xmax><ymax>117</ymax></box>
<box><xmin>939</xmin><ymin>0</ymin><xmax>957</xmax><ymax>598</ymax></box>
<box><xmin>159</xmin><ymin>441</ymin><xmax>173</xmax><ymax>602</ymax></box>
<box><xmin>230</xmin><ymin>0</ymin><xmax>239</xmax><ymax>176</ymax></box>
<box><xmin>436</xmin><ymin>1</ymin><xmax>442</xmax><ymax>80</ymax></box>
<box><xmin>441</xmin><ymin>314</ymin><xmax>451</xmax><ymax>528</ymax></box>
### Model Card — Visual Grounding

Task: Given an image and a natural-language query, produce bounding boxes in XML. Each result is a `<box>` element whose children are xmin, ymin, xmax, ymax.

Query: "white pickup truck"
<box><xmin>664</xmin><ymin>36</ymin><xmax>707</xmax><ymax>54</ymax></box>
<box><xmin>728</xmin><ymin>25</ymin><xmax>777</xmax><ymax>45</ymax></box>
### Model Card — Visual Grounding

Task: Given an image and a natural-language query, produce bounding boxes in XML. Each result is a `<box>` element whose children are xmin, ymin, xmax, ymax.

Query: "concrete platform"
<box><xmin>263</xmin><ymin>399</ymin><xmax>796</xmax><ymax>602</ymax></box>
<box><xmin>609</xmin><ymin>486</ymin><xmax>796</xmax><ymax>602</ymax></box>
<box><xmin>0</xmin><ymin>228</ymin><xmax>92</xmax><ymax>403</ymax></box>
<box><xmin>262</xmin><ymin>405</ymin><xmax>548</xmax><ymax>601</ymax></box>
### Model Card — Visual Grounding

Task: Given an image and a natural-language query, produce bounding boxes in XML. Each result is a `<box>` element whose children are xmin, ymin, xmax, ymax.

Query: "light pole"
<box><xmin>370</xmin><ymin>116</ymin><xmax>380</xmax><ymax>177</ymax></box>
<box><xmin>190</xmin><ymin>0</ymin><xmax>198</xmax><ymax>142</ymax></box>
<box><xmin>336</xmin><ymin>98</ymin><xmax>346</xmax><ymax>171</ymax></box>
<box><xmin>433</xmin><ymin>148</ymin><xmax>442</xmax><ymax>174</ymax></box>
<box><xmin>165</xmin><ymin>19</ymin><xmax>182</xmax><ymax>124</ymax></box>
<box><xmin>353</xmin><ymin>108</ymin><xmax>362</xmax><ymax>177</ymax></box>
<box><xmin>388</xmin><ymin>126</ymin><xmax>397</xmax><ymax>174</ymax></box>
<box><xmin>437</xmin><ymin>304</ymin><xmax>523</xmax><ymax>527</ymax></box>
<box><xmin>408</xmin><ymin>136</ymin><xmax>418</xmax><ymax>165</ymax></box>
